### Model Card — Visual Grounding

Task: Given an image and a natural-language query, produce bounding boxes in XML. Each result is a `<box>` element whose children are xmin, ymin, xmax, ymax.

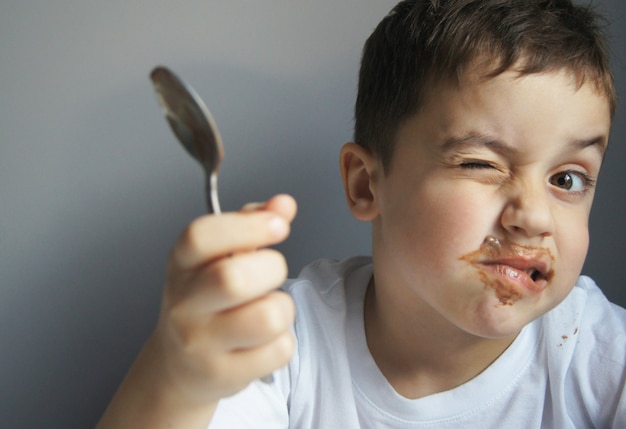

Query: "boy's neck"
<box><xmin>363</xmin><ymin>277</ymin><xmax>517</xmax><ymax>400</ymax></box>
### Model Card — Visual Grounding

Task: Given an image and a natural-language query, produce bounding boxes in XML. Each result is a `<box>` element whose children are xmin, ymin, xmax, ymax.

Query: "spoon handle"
<box><xmin>207</xmin><ymin>172</ymin><xmax>221</xmax><ymax>215</ymax></box>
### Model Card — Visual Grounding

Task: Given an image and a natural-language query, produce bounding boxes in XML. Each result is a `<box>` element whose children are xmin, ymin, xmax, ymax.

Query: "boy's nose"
<box><xmin>500</xmin><ymin>180</ymin><xmax>556</xmax><ymax>240</ymax></box>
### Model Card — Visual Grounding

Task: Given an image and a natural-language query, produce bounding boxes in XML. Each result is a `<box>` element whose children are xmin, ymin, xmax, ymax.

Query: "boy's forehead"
<box><xmin>452</xmin><ymin>57</ymin><xmax>614</xmax><ymax>116</ymax></box>
<box><xmin>427</xmin><ymin>62</ymin><xmax>614</xmax><ymax>118</ymax></box>
<box><xmin>411</xmin><ymin>67</ymin><xmax>611</xmax><ymax>153</ymax></box>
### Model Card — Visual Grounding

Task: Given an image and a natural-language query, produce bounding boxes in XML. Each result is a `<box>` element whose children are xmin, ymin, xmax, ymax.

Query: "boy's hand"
<box><xmin>97</xmin><ymin>194</ymin><xmax>297</xmax><ymax>429</ymax></box>
<box><xmin>155</xmin><ymin>193</ymin><xmax>297</xmax><ymax>402</ymax></box>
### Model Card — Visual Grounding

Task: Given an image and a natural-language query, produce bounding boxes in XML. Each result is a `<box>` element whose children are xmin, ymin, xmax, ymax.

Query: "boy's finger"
<box><xmin>211</xmin><ymin>290</ymin><xmax>295</xmax><ymax>349</ymax></box>
<box><xmin>241</xmin><ymin>194</ymin><xmax>297</xmax><ymax>223</ymax></box>
<box><xmin>216</xmin><ymin>330</ymin><xmax>296</xmax><ymax>386</ymax></box>
<box><xmin>171</xmin><ymin>211</ymin><xmax>290</xmax><ymax>271</ymax></box>
<box><xmin>170</xmin><ymin>248</ymin><xmax>288</xmax><ymax>315</ymax></box>
<box><xmin>264</xmin><ymin>194</ymin><xmax>297</xmax><ymax>223</ymax></box>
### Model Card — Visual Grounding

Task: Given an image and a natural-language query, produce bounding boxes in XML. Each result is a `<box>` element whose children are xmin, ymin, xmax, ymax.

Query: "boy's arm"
<box><xmin>96</xmin><ymin>195</ymin><xmax>297</xmax><ymax>429</ymax></box>
<box><xmin>95</xmin><ymin>337</ymin><xmax>219</xmax><ymax>429</ymax></box>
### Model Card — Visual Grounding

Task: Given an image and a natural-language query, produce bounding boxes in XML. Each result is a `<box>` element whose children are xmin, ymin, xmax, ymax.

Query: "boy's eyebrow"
<box><xmin>441</xmin><ymin>133</ymin><xmax>517</xmax><ymax>156</ymax></box>
<box><xmin>441</xmin><ymin>132</ymin><xmax>608</xmax><ymax>156</ymax></box>
<box><xmin>572</xmin><ymin>136</ymin><xmax>609</xmax><ymax>156</ymax></box>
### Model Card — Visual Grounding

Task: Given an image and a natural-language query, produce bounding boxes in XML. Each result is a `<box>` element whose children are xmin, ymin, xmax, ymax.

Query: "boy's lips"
<box><xmin>460</xmin><ymin>236</ymin><xmax>555</xmax><ymax>305</ymax></box>
<box><xmin>479</xmin><ymin>255</ymin><xmax>554</xmax><ymax>293</ymax></box>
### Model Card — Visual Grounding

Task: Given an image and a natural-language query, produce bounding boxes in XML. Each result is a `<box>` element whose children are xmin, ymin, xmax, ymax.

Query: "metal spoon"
<box><xmin>150</xmin><ymin>66</ymin><xmax>223</xmax><ymax>214</ymax></box>
<box><xmin>149</xmin><ymin>66</ymin><xmax>274</xmax><ymax>384</ymax></box>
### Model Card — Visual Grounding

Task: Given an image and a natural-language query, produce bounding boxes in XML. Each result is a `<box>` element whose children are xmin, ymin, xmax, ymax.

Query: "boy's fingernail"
<box><xmin>269</xmin><ymin>216</ymin><xmax>288</xmax><ymax>236</ymax></box>
<box><xmin>242</xmin><ymin>202</ymin><xmax>264</xmax><ymax>212</ymax></box>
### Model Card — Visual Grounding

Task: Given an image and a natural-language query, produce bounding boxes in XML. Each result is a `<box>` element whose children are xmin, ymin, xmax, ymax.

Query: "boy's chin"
<box><xmin>459</xmin><ymin>300</ymin><xmax>541</xmax><ymax>340</ymax></box>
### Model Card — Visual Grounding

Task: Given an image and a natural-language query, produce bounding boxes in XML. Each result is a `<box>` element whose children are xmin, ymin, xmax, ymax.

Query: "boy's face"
<box><xmin>368</xmin><ymin>69</ymin><xmax>611</xmax><ymax>339</ymax></box>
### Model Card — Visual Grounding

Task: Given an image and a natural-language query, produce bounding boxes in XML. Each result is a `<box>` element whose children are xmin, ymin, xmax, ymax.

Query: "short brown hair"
<box><xmin>355</xmin><ymin>0</ymin><xmax>616</xmax><ymax>172</ymax></box>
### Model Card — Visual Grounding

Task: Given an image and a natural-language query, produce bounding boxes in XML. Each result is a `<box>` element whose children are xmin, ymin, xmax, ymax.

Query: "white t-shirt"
<box><xmin>209</xmin><ymin>257</ymin><xmax>626</xmax><ymax>428</ymax></box>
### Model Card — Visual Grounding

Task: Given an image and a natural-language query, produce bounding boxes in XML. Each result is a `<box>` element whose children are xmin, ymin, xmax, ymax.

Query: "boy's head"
<box><xmin>341</xmin><ymin>0</ymin><xmax>613</xmax><ymax>339</ymax></box>
<box><xmin>355</xmin><ymin>0</ymin><xmax>615</xmax><ymax>172</ymax></box>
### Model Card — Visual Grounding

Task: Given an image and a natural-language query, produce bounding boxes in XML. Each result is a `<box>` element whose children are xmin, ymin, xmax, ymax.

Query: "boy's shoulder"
<box><xmin>539</xmin><ymin>275</ymin><xmax>626</xmax><ymax>426</ymax></box>
<box><xmin>282</xmin><ymin>256</ymin><xmax>373</xmax><ymax>303</ymax></box>
<box><xmin>549</xmin><ymin>275</ymin><xmax>626</xmax><ymax>343</ymax></box>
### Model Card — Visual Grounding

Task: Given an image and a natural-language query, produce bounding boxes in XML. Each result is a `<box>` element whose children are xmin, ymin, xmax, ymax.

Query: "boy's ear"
<box><xmin>339</xmin><ymin>142</ymin><xmax>379</xmax><ymax>221</ymax></box>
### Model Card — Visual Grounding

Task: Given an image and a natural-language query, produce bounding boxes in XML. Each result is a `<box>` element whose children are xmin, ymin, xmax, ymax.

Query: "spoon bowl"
<box><xmin>150</xmin><ymin>66</ymin><xmax>224</xmax><ymax>214</ymax></box>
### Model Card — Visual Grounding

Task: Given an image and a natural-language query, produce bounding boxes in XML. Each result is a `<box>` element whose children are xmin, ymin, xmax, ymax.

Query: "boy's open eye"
<box><xmin>549</xmin><ymin>171</ymin><xmax>594</xmax><ymax>193</ymax></box>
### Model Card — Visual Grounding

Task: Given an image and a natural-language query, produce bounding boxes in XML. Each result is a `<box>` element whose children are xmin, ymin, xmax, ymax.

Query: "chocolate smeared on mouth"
<box><xmin>460</xmin><ymin>235</ymin><xmax>555</xmax><ymax>306</ymax></box>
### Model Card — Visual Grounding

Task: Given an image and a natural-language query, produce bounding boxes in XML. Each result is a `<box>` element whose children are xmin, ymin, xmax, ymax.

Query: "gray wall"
<box><xmin>0</xmin><ymin>1</ymin><xmax>624</xmax><ymax>427</ymax></box>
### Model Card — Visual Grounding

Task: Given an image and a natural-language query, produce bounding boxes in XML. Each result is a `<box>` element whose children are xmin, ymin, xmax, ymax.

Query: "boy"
<box><xmin>98</xmin><ymin>0</ymin><xmax>626</xmax><ymax>427</ymax></box>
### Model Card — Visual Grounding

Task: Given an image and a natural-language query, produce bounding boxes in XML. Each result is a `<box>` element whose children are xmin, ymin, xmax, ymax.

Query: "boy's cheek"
<box><xmin>556</xmin><ymin>229</ymin><xmax>589</xmax><ymax>283</ymax></box>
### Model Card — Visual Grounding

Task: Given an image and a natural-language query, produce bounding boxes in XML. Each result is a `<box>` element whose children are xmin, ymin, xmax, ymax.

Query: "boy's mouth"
<box><xmin>460</xmin><ymin>236</ymin><xmax>555</xmax><ymax>305</ymax></box>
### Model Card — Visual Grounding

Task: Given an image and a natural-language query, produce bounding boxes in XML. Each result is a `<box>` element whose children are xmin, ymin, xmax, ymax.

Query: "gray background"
<box><xmin>0</xmin><ymin>1</ymin><xmax>623</xmax><ymax>427</ymax></box>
